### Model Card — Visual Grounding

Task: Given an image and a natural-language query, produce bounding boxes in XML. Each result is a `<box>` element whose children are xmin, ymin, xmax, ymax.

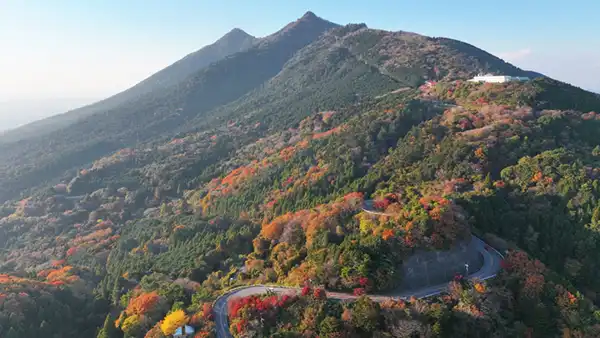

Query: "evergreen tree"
<box><xmin>97</xmin><ymin>314</ymin><xmax>120</xmax><ymax>338</ymax></box>
<box><xmin>483</xmin><ymin>173</ymin><xmax>492</xmax><ymax>189</ymax></box>
<box><xmin>111</xmin><ymin>278</ymin><xmax>121</xmax><ymax>305</ymax></box>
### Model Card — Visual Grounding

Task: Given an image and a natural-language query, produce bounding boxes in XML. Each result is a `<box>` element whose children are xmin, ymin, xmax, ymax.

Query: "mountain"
<box><xmin>2</xmin><ymin>11</ymin><xmax>600</xmax><ymax>338</ymax></box>
<box><xmin>132</xmin><ymin>28</ymin><xmax>257</xmax><ymax>93</ymax></box>
<box><xmin>0</xmin><ymin>28</ymin><xmax>257</xmax><ymax>144</ymax></box>
<box><xmin>0</xmin><ymin>13</ymin><xmax>553</xmax><ymax>204</ymax></box>
<box><xmin>0</xmin><ymin>12</ymin><xmax>339</xmax><ymax>203</ymax></box>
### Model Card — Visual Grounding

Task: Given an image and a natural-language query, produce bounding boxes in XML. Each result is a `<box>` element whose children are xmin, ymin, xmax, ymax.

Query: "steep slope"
<box><xmin>0</xmin><ymin>28</ymin><xmax>257</xmax><ymax>144</ymax></box>
<box><xmin>133</xmin><ymin>28</ymin><xmax>257</xmax><ymax>93</ymax></box>
<box><xmin>0</xmin><ymin>14</ymin><xmax>557</xmax><ymax>206</ymax></box>
<box><xmin>0</xmin><ymin>12</ymin><xmax>338</xmax><ymax>203</ymax></box>
<box><xmin>197</xmin><ymin>24</ymin><xmax>403</xmax><ymax>132</ymax></box>
<box><xmin>185</xmin><ymin>23</ymin><xmax>548</xmax><ymax>137</ymax></box>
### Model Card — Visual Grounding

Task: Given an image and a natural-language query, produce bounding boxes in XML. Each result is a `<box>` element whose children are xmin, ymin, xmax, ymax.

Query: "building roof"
<box><xmin>174</xmin><ymin>325</ymin><xmax>195</xmax><ymax>336</ymax></box>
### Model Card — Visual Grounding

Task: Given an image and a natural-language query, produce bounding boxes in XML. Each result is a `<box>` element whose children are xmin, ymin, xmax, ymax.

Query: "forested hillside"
<box><xmin>2</xmin><ymin>11</ymin><xmax>600</xmax><ymax>338</ymax></box>
<box><xmin>0</xmin><ymin>13</ymin><xmax>541</xmax><ymax>206</ymax></box>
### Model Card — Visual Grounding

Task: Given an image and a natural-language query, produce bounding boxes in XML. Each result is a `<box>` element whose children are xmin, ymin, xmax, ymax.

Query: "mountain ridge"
<box><xmin>0</xmin><ymin>27</ymin><xmax>258</xmax><ymax>144</ymax></box>
<box><xmin>0</xmin><ymin>12</ymin><xmax>586</xmax><ymax>206</ymax></box>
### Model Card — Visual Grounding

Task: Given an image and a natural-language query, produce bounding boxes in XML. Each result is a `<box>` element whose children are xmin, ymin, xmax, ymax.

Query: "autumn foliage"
<box><xmin>353</xmin><ymin>288</ymin><xmax>366</xmax><ymax>296</ymax></box>
<box><xmin>313</xmin><ymin>288</ymin><xmax>327</xmax><ymax>300</ymax></box>
<box><xmin>126</xmin><ymin>291</ymin><xmax>161</xmax><ymax>316</ymax></box>
<box><xmin>228</xmin><ymin>293</ymin><xmax>301</xmax><ymax>335</ymax></box>
<box><xmin>160</xmin><ymin>310</ymin><xmax>189</xmax><ymax>336</ymax></box>
<box><xmin>66</xmin><ymin>247</ymin><xmax>78</xmax><ymax>257</ymax></box>
<box><xmin>259</xmin><ymin>192</ymin><xmax>364</xmax><ymax>246</ymax></box>
<box><xmin>502</xmin><ymin>250</ymin><xmax>546</xmax><ymax>298</ymax></box>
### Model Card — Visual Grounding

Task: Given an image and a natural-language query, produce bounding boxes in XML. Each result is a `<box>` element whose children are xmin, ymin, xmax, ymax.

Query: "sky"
<box><xmin>1</xmin><ymin>0</ymin><xmax>599</xmax><ymax>104</ymax></box>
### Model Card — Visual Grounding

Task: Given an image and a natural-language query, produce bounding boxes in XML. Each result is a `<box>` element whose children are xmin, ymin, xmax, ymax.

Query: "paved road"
<box><xmin>213</xmin><ymin>200</ymin><xmax>504</xmax><ymax>338</ymax></box>
<box><xmin>214</xmin><ymin>236</ymin><xmax>502</xmax><ymax>338</ymax></box>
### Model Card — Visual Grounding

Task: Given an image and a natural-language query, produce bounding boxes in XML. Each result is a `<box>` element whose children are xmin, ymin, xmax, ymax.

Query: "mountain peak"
<box><xmin>261</xmin><ymin>11</ymin><xmax>337</xmax><ymax>43</ymax></box>
<box><xmin>301</xmin><ymin>11</ymin><xmax>318</xmax><ymax>20</ymax></box>
<box><xmin>220</xmin><ymin>28</ymin><xmax>253</xmax><ymax>41</ymax></box>
<box><xmin>226</xmin><ymin>27</ymin><xmax>248</xmax><ymax>36</ymax></box>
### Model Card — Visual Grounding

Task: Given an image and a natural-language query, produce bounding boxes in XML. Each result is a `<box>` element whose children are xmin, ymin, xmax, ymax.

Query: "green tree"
<box><xmin>592</xmin><ymin>205</ymin><xmax>600</xmax><ymax>226</ymax></box>
<box><xmin>97</xmin><ymin>314</ymin><xmax>120</xmax><ymax>338</ymax></box>
<box><xmin>351</xmin><ymin>296</ymin><xmax>380</xmax><ymax>333</ymax></box>
<box><xmin>121</xmin><ymin>314</ymin><xmax>142</xmax><ymax>337</ymax></box>
<box><xmin>319</xmin><ymin>316</ymin><xmax>341</xmax><ymax>335</ymax></box>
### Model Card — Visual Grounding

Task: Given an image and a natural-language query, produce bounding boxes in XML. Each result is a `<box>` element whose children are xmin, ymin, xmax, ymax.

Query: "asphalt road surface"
<box><xmin>213</xmin><ymin>200</ymin><xmax>504</xmax><ymax>338</ymax></box>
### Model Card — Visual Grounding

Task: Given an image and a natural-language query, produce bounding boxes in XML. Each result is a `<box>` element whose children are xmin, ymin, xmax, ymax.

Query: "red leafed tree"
<box><xmin>373</xmin><ymin>198</ymin><xmax>391</xmax><ymax>211</ymax></box>
<box><xmin>504</xmin><ymin>250</ymin><xmax>545</xmax><ymax>276</ymax></box>
<box><xmin>235</xmin><ymin>319</ymin><xmax>248</xmax><ymax>334</ymax></box>
<box><xmin>228</xmin><ymin>297</ymin><xmax>243</xmax><ymax>318</ymax></box>
<box><xmin>313</xmin><ymin>288</ymin><xmax>326</xmax><ymax>300</ymax></box>
<box><xmin>523</xmin><ymin>274</ymin><xmax>545</xmax><ymax>298</ymax></box>
<box><xmin>301</xmin><ymin>285</ymin><xmax>312</xmax><ymax>296</ymax></box>
<box><xmin>201</xmin><ymin>303</ymin><xmax>213</xmax><ymax>320</ymax></box>
<box><xmin>353</xmin><ymin>288</ymin><xmax>366</xmax><ymax>296</ymax></box>
<box><xmin>503</xmin><ymin>250</ymin><xmax>547</xmax><ymax>298</ymax></box>
<box><xmin>66</xmin><ymin>247</ymin><xmax>78</xmax><ymax>257</ymax></box>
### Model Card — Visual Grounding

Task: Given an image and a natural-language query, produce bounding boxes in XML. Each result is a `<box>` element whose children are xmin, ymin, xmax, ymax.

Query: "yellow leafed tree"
<box><xmin>160</xmin><ymin>309</ymin><xmax>188</xmax><ymax>335</ymax></box>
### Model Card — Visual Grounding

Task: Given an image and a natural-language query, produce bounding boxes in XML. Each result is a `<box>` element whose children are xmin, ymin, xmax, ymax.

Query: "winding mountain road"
<box><xmin>213</xmin><ymin>201</ymin><xmax>504</xmax><ymax>338</ymax></box>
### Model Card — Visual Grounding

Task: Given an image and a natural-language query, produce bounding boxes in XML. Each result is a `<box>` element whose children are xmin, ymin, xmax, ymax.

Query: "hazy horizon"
<box><xmin>0</xmin><ymin>97</ymin><xmax>98</xmax><ymax>132</ymax></box>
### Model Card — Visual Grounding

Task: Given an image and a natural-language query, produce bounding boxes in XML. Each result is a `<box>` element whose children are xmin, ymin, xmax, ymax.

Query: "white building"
<box><xmin>173</xmin><ymin>325</ymin><xmax>195</xmax><ymax>337</ymax></box>
<box><xmin>468</xmin><ymin>73</ymin><xmax>530</xmax><ymax>83</ymax></box>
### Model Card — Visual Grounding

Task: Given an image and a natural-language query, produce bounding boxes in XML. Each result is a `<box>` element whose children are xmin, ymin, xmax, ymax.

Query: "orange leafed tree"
<box><xmin>474</xmin><ymin>282</ymin><xmax>486</xmax><ymax>293</ymax></box>
<box><xmin>474</xmin><ymin>147</ymin><xmax>486</xmax><ymax>159</ymax></box>
<box><xmin>46</xmin><ymin>266</ymin><xmax>74</xmax><ymax>283</ymax></box>
<box><xmin>341</xmin><ymin>308</ymin><xmax>352</xmax><ymax>322</ymax></box>
<box><xmin>531</xmin><ymin>171</ymin><xmax>543</xmax><ymax>183</ymax></box>
<box><xmin>260</xmin><ymin>193</ymin><xmax>364</xmax><ymax>250</ymax></box>
<box><xmin>279</xmin><ymin>146</ymin><xmax>298</xmax><ymax>161</ymax></box>
<box><xmin>382</xmin><ymin>229</ymin><xmax>394</xmax><ymax>241</ymax></box>
<box><xmin>126</xmin><ymin>291</ymin><xmax>161</xmax><ymax>316</ymax></box>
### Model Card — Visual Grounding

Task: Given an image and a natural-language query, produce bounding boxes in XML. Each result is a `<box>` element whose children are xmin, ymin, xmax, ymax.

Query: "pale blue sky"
<box><xmin>1</xmin><ymin>0</ymin><xmax>598</xmax><ymax>102</ymax></box>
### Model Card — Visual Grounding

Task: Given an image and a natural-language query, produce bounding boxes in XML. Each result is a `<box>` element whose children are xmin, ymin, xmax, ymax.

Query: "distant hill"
<box><xmin>0</xmin><ymin>28</ymin><xmax>257</xmax><ymax>144</ymax></box>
